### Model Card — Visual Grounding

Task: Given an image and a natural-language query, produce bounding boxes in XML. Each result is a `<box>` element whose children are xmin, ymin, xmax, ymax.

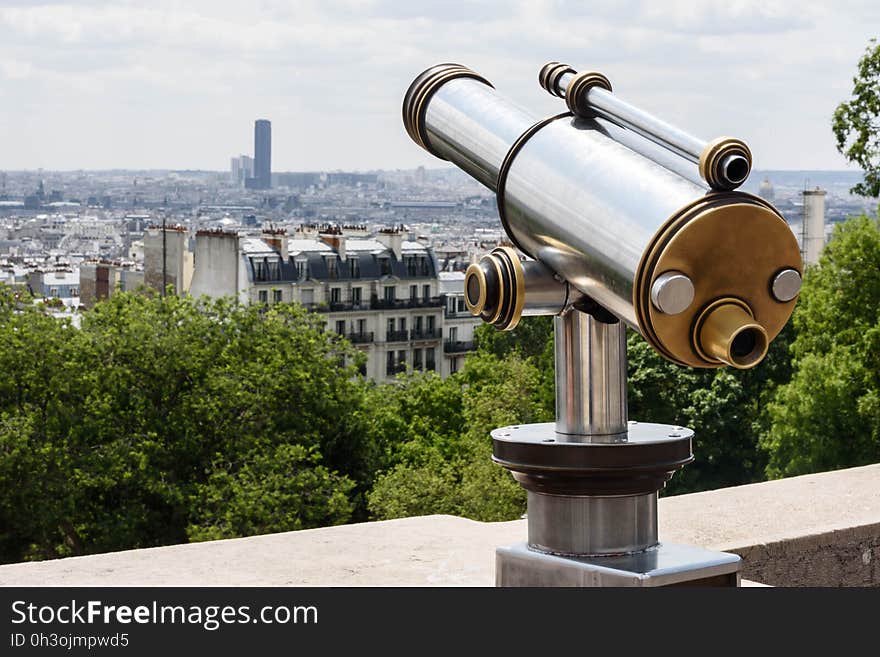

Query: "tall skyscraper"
<box><xmin>253</xmin><ymin>119</ymin><xmax>272</xmax><ymax>189</ymax></box>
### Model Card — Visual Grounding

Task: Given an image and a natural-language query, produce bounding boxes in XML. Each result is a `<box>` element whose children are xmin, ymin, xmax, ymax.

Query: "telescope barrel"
<box><xmin>403</xmin><ymin>63</ymin><xmax>802</xmax><ymax>369</ymax></box>
<box><xmin>539</xmin><ymin>62</ymin><xmax>752</xmax><ymax>191</ymax></box>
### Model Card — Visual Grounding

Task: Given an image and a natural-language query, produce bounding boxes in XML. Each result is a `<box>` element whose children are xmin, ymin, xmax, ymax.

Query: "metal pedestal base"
<box><xmin>496</xmin><ymin>542</ymin><xmax>741</xmax><ymax>587</ymax></box>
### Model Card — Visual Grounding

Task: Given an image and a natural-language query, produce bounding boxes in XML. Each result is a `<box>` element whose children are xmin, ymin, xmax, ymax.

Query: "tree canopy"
<box><xmin>760</xmin><ymin>214</ymin><xmax>880</xmax><ymax>476</ymax></box>
<box><xmin>833</xmin><ymin>39</ymin><xmax>880</xmax><ymax>197</ymax></box>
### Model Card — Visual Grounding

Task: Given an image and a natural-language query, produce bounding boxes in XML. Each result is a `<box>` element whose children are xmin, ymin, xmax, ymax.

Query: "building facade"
<box><xmin>184</xmin><ymin>225</ymin><xmax>478</xmax><ymax>381</ymax></box>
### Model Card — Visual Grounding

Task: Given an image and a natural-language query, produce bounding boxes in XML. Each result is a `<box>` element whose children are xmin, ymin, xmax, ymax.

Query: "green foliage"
<box><xmin>187</xmin><ymin>444</ymin><xmax>355</xmax><ymax>542</ymax></box>
<box><xmin>832</xmin><ymin>39</ymin><xmax>880</xmax><ymax>197</ymax></box>
<box><xmin>0</xmin><ymin>289</ymin><xmax>365</xmax><ymax>563</ymax></box>
<box><xmin>761</xmin><ymin>215</ymin><xmax>880</xmax><ymax>476</ymax></box>
<box><xmin>366</xmin><ymin>351</ymin><xmax>551</xmax><ymax>522</ymax></box>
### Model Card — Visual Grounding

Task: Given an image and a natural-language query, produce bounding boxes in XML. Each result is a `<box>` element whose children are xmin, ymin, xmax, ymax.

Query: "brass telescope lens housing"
<box><xmin>464</xmin><ymin>247</ymin><xmax>525</xmax><ymax>331</ymax></box>
<box><xmin>694</xmin><ymin>298</ymin><xmax>769</xmax><ymax>369</ymax></box>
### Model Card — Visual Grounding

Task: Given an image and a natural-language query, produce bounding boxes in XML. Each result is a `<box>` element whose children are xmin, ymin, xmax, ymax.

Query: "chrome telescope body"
<box><xmin>403</xmin><ymin>63</ymin><xmax>802</xmax><ymax>370</ymax></box>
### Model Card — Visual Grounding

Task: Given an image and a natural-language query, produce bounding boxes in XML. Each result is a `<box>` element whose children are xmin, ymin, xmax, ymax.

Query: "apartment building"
<box><xmin>183</xmin><ymin>225</ymin><xmax>479</xmax><ymax>381</ymax></box>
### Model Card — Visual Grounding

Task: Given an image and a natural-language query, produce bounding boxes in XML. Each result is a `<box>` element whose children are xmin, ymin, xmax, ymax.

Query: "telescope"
<box><xmin>403</xmin><ymin>62</ymin><xmax>802</xmax><ymax>586</ymax></box>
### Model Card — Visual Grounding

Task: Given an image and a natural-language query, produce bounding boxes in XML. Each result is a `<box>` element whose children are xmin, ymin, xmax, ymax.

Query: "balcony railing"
<box><xmin>444</xmin><ymin>340</ymin><xmax>475</xmax><ymax>353</ymax></box>
<box><xmin>370</xmin><ymin>296</ymin><xmax>443</xmax><ymax>310</ymax></box>
<box><xmin>306</xmin><ymin>297</ymin><xmax>445</xmax><ymax>312</ymax></box>
<box><xmin>386</xmin><ymin>362</ymin><xmax>407</xmax><ymax>375</ymax></box>
<box><xmin>347</xmin><ymin>332</ymin><xmax>374</xmax><ymax>344</ymax></box>
<box><xmin>411</xmin><ymin>328</ymin><xmax>441</xmax><ymax>341</ymax></box>
<box><xmin>386</xmin><ymin>329</ymin><xmax>410</xmax><ymax>343</ymax></box>
<box><xmin>444</xmin><ymin>308</ymin><xmax>473</xmax><ymax>318</ymax></box>
<box><xmin>329</xmin><ymin>301</ymin><xmax>369</xmax><ymax>312</ymax></box>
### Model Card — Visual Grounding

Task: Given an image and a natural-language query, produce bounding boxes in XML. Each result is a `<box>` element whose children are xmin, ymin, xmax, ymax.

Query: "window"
<box><xmin>397</xmin><ymin>350</ymin><xmax>407</xmax><ymax>366</ymax></box>
<box><xmin>49</xmin><ymin>287</ymin><xmax>58</xmax><ymax>297</ymax></box>
<box><xmin>410</xmin><ymin>284</ymin><xmax>418</xmax><ymax>300</ymax></box>
<box><xmin>419</xmin><ymin>257</ymin><xmax>429</xmax><ymax>276</ymax></box>
<box><xmin>296</xmin><ymin>259</ymin><xmax>308</xmax><ymax>279</ymax></box>
<box><xmin>267</xmin><ymin>259</ymin><xmax>280</xmax><ymax>281</ymax></box>
<box><xmin>71</xmin><ymin>287</ymin><xmax>79</xmax><ymax>297</ymax></box>
<box><xmin>253</xmin><ymin>258</ymin><xmax>267</xmax><ymax>281</ymax></box>
<box><xmin>349</xmin><ymin>257</ymin><xmax>360</xmax><ymax>278</ymax></box>
<box><xmin>414</xmin><ymin>316</ymin><xmax>423</xmax><ymax>333</ymax></box>
<box><xmin>426</xmin><ymin>315</ymin><xmax>435</xmax><ymax>332</ymax></box>
<box><xmin>457</xmin><ymin>297</ymin><xmax>466</xmax><ymax>313</ymax></box>
<box><xmin>273</xmin><ymin>289</ymin><xmax>282</xmax><ymax>303</ymax></box>
<box><xmin>387</xmin><ymin>318</ymin><xmax>395</xmax><ymax>333</ymax></box>
<box><xmin>301</xmin><ymin>288</ymin><xmax>314</xmax><ymax>304</ymax></box>
<box><xmin>378</xmin><ymin>256</ymin><xmax>391</xmax><ymax>275</ymax></box>
<box><xmin>335</xmin><ymin>320</ymin><xmax>345</xmax><ymax>335</ymax></box>
<box><xmin>399</xmin><ymin>317</ymin><xmax>407</xmax><ymax>332</ymax></box>
<box><xmin>449</xmin><ymin>326</ymin><xmax>458</xmax><ymax>342</ymax></box>
<box><xmin>423</xmin><ymin>284</ymin><xmax>430</xmax><ymax>300</ymax></box>
<box><xmin>386</xmin><ymin>351</ymin><xmax>395</xmax><ymax>375</ymax></box>
<box><xmin>357</xmin><ymin>319</ymin><xmax>366</xmax><ymax>334</ymax></box>
<box><xmin>331</xmin><ymin>287</ymin><xmax>341</xmax><ymax>303</ymax></box>
<box><xmin>352</xmin><ymin>287</ymin><xmax>362</xmax><ymax>305</ymax></box>
<box><xmin>258</xmin><ymin>290</ymin><xmax>268</xmax><ymax>304</ymax></box>
<box><xmin>447</xmin><ymin>297</ymin><xmax>456</xmax><ymax>314</ymax></box>
<box><xmin>384</xmin><ymin>286</ymin><xmax>395</xmax><ymax>302</ymax></box>
<box><xmin>405</xmin><ymin>256</ymin><xmax>417</xmax><ymax>276</ymax></box>
<box><xmin>413</xmin><ymin>348</ymin><xmax>423</xmax><ymax>370</ymax></box>
<box><xmin>451</xmin><ymin>356</ymin><xmax>459</xmax><ymax>374</ymax></box>
<box><xmin>325</xmin><ymin>256</ymin><xmax>338</xmax><ymax>278</ymax></box>
<box><xmin>426</xmin><ymin>347</ymin><xmax>436</xmax><ymax>371</ymax></box>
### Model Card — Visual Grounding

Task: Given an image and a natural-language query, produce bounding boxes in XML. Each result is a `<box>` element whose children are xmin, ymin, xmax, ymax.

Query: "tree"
<box><xmin>367</xmin><ymin>351</ymin><xmax>551</xmax><ymax>521</ymax></box>
<box><xmin>832</xmin><ymin>39</ymin><xmax>880</xmax><ymax>197</ymax></box>
<box><xmin>0</xmin><ymin>289</ymin><xmax>367</xmax><ymax>563</ymax></box>
<box><xmin>761</xmin><ymin>214</ymin><xmax>880</xmax><ymax>476</ymax></box>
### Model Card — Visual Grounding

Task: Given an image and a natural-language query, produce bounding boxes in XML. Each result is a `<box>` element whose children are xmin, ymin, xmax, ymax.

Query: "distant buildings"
<box><xmin>801</xmin><ymin>187</ymin><xmax>827</xmax><ymax>266</ymax></box>
<box><xmin>230</xmin><ymin>155</ymin><xmax>254</xmax><ymax>187</ymax></box>
<box><xmin>148</xmin><ymin>223</ymin><xmax>479</xmax><ymax>380</ymax></box>
<box><xmin>758</xmin><ymin>177</ymin><xmax>775</xmax><ymax>202</ymax></box>
<box><xmin>248</xmin><ymin>119</ymin><xmax>272</xmax><ymax>190</ymax></box>
<box><xmin>79</xmin><ymin>261</ymin><xmax>143</xmax><ymax>309</ymax></box>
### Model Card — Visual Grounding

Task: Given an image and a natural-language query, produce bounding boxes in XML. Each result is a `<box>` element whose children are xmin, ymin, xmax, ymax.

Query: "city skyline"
<box><xmin>0</xmin><ymin>1</ymin><xmax>877</xmax><ymax>171</ymax></box>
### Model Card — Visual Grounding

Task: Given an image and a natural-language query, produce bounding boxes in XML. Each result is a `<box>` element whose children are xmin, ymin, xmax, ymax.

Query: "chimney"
<box><xmin>318</xmin><ymin>224</ymin><xmax>345</xmax><ymax>259</ymax></box>
<box><xmin>376</xmin><ymin>225</ymin><xmax>404</xmax><ymax>260</ymax></box>
<box><xmin>262</xmin><ymin>227</ymin><xmax>288</xmax><ymax>259</ymax></box>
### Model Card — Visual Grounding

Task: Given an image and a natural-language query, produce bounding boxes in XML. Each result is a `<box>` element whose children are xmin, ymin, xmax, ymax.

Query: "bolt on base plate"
<box><xmin>496</xmin><ymin>542</ymin><xmax>741</xmax><ymax>587</ymax></box>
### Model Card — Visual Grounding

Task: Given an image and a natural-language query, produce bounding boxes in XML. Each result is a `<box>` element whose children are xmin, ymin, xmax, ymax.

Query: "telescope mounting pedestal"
<box><xmin>493</xmin><ymin>308</ymin><xmax>742</xmax><ymax>586</ymax></box>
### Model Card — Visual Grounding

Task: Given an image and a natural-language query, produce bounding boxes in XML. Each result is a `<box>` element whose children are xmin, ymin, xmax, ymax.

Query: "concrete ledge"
<box><xmin>1</xmin><ymin>464</ymin><xmax>878</xmax><ymax>587</ymax></box>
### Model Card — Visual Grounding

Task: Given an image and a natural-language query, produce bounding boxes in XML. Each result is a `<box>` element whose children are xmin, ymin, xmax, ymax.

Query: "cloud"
<box><xmin>0</xmin><ymin>0</ymin><xmax>875</xmax><ymax>170</ymax></box>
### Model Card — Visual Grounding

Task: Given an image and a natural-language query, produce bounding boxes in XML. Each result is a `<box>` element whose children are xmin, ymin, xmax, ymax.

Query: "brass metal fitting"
<box><xmin>402</xmin><ymin>63</ymin><xmax>493</xmax><ymax>158</ymax></box>
<box><xmin>693</xmin><ymin>298</ymin><xmax>769</xmax><ymax>369</ymax></box>
<box><xmin>699</xmin><ymin>137</ymin><xmax>753</xmax><ymax>191</ymax></box>
<box><xmin>564</xmin><ymin>70</ymin><xmax>613</xmax><ymax>118</ymax></box>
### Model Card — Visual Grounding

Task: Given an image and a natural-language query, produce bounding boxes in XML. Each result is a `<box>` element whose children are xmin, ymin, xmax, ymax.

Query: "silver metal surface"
<box><xmin>527</xmin><ymin>491</ymin><xmax>657</xmax><ymax>556</ymax></box>
<box><xmin>771</xmin><ymin>268</ymin><xmax>802</xmax><ymax>302</ymax></box>
<box><xmin>423</xmin><ymin>77</ymin><xmax>535</xmax><ymax>189</ymax></box>
<box><xmin>496</xmin><ymin>542</ymin><xmax>742</xmax><ymax>587</ymax></box>
<box><xmin>419</xmin><ymin>75</ymin><xmax>712</xmax><ymax>330</ymax></box>
<box><xmin>554</xmin><ymin>311</ymin><xmax>627</xmax><ymax>436</ymax></box>
<box><xmin>521</xmin><ymin>260</ymin><xmax>572</xmax><ymax>316</ymax></box>
<box><xmin>491</xmin><ymin>420</ymin><xmax>694</xmax><ymax>445</ymax></box>
<box><xmin>650</xmin><ymin>270</ymin><xmax>695</xmax><ymax>315</ymax></box>
<box><xmin>553</xmin><ymin>70</ymin><xmax>705</xmax><ymax>164</ymax></box>
<box><xmin>502</xmin><ymin>115</ymin><xmax>707</xmax><ymax>327</ymax></box>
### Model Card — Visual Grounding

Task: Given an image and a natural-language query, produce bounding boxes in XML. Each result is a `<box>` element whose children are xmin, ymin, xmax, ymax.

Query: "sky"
<box><xmin>0</xmin><ymin>0</ymin><xmax>877</xmax><ymax>172</ymax></box>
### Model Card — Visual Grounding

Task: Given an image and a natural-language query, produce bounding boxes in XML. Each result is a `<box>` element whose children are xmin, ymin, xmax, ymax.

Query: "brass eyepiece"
<box><xmin>693</xmin><ymin>298</ymin><xmax>769</xmax><ymax>369</ymax></box>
